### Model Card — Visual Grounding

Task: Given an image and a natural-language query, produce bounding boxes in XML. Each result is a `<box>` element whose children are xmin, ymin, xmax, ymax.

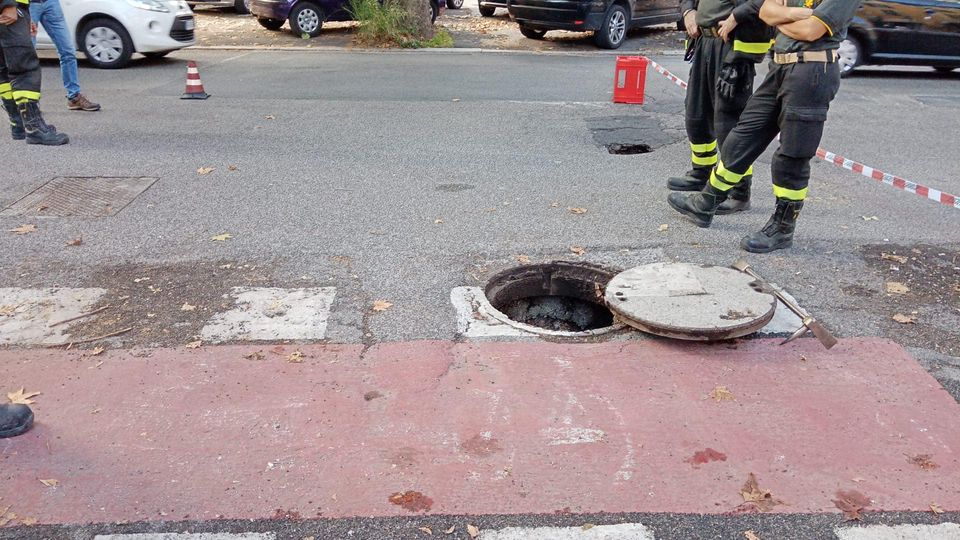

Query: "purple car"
<box><xmin>249</xmin><ymin>0</ymin><xmax>459</xmax><ymax>37</ymax></box>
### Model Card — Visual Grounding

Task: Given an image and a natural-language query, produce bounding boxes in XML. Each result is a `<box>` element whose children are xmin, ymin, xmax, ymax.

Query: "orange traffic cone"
<box><xmin>181</xmin><ymin>61</ymin><xmax>210</xmax><ymax>100</ymax></box>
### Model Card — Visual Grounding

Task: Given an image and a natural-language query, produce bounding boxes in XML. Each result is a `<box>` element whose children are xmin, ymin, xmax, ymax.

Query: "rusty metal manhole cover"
<box><xmin>0</xmin><ymin>176</ymin><xmax>158</xmax><ymax>217</ymax></box>
<box><xmin>604</xmin><ymin>262</ymin><xmax>776</xmax><ymax>340</ymax></box>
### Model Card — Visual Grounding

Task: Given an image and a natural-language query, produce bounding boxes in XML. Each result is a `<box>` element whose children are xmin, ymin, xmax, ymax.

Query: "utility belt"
<box><xmin>773</xmin><ymin>50</ymin><xmax>836</xmax><ymax>64</ymax></box>
<box><xmin>699</xmin><ymin>26</ymin><xmax>721</xmax><ymax>38</ymax></box>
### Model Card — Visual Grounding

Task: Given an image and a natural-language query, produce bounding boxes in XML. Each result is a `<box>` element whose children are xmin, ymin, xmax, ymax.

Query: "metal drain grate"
<box><xmin>0</xmin><ymin>177</ymin><xmax>158</xmax><ymax>217</ymax></box>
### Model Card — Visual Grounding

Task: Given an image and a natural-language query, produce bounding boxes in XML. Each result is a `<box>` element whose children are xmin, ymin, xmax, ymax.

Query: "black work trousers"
<box><xmin>685</xmin><ymin>35</ymin><xmax>755</xmax><ymax>174</ymax></box>
<box><xmin>712</xmin><ymin>60</ymin><xmax>841</xmax><ymax>201</ymax></box>
<box><xmin>0</xmin><ymin>5</ymin><xmax>42</xmax><ymax>103</ymax></box>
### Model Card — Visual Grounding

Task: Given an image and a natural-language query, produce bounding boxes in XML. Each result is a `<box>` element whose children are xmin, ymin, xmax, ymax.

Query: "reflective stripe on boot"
<box><xmin>2</xmin><ymin>98</ymin><xmax>25</xmax><ymax>140</ymax></box>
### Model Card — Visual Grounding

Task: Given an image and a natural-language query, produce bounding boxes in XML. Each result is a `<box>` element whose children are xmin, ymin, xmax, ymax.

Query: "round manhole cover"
<box><xmin>604</xmin><ymin>262</ymin><xmax>776</xmax><ymax>340</ymax></box>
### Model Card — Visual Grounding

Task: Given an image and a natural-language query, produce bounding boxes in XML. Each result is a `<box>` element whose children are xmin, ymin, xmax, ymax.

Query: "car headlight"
<box><xmin>127</xmin><ymin>0</ymin><xmax>170</xmax><ymax>12</ymax></box>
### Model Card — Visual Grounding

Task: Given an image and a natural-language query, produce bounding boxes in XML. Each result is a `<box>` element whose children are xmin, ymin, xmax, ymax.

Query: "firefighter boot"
<box><xmin>667</xmin><ymin>167</ymin><xmax>710</xmax><ymax>191</ymax></box>
<box><xmin>716</xmin><ymin>174</ymin><xmax>751</xmax><ymax>215</ymax></box>
<box><xmin>740</xmin><ymin>198</ymin><xmax>803</xmax><ymax>253</ymax></box>
<box><xmin>3</xmin><ymin>98</ymin><xmax>25</xmax><ymax>140</ymax></box>
<box><xmin>19</xmin><ymin>101</ymin><xmax>69</xmax><ymax>146</ymax></box>
<box><xmin>0</xmin><ymin>403</ymin><xmax>34</xmax><ymax>438</ymax></box>
<box><xmin>667</xmin><ymin>182</ymin><xmax>728</xmax><ymax>228</ymax></box>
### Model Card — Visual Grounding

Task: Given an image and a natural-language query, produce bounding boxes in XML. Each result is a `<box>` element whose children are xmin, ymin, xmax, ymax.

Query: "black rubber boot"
<box><xmin>18</xmin><ymin>101</ymin><xmax>69</xmax><ymax>146</ymax></box>
<box><xmin>3</xmin><ymin>98</ymin><xmax>25</xmax><ymax>140</ymax></box>
<box><xmin>667</xmin><ymin>167</ymin><xmax>710</xmax><ymax>191</ymax></box>
<box><xmin>715</xmin><ymin>174</ymin><xmax>752</xmax><ymax>215</ymax></box>
<box><xmin>0</xmin><ymin>403</ymin><xmax>34</xmax><ymax>438</ymax></box>
<box><xmin>667</xmin><ymin>183</ymin><xmax>728</xmax><ymax>228</ymax></box>
<box><xmin>741</xmin><ymin>198</ymin><xmax>803</xmax><ymax>253</ymax></box>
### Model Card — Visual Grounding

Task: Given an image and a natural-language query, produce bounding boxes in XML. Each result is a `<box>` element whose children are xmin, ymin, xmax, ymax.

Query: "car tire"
<box><xmin>446</xmin><ymin>0</ymin><xmax>463</xmax><ymax>9</ymax></box>
<box><xmin>257</xmin><ymin>17</ymin><xmax>285</xmax><ymax>29</ymax></box>
<box><xmin>934</xmin><ymin>66</ymin><xmax>957</xmax><ymax>73</ymax></box>
<box><xmin>837</xmin><ymin>35</ymin><xmax>861</xmax><ymax>78</ymax></box>
<box><xmin>478</xmin><ymin>3</ymin><xmax>495</xmax><ymax>15</ymax></box>
<box><xmin>234</xmin><ymin>0</ymin><xmax>250</xmax><ymax>13</ymax></box>
<box><xmin>289</xmin><ymin>2</ymin><xmax>324</xmax><ymax>37</ymax></box>
<box><xmin>81</xmin><ymin>18</ymin><xmax>134</xmax><ymax>69</ymax></box>
<box><xmin>519</xmin><ymin>25</ymin><xmax>547</xmax><ymax>39</ymax></box>
<box><xmin>594</xmin><ymin>3</ymin><xmax>627</xmax><ymax>49</ymax></box>
<box><xmin>142</xmin><ymin>51</ymin><xmax>171</xmax><ymax>59</ymax></box>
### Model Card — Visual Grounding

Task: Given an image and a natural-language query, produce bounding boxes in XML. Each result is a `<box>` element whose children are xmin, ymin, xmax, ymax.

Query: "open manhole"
<box><xmin>606</xmin><ymin>143</ymin><xmax>652</xmax><ymax>155</ymax></box>
<box><xmin>483</xmin><ymin>261</ymin><xmax>625</xmax><ymax>337</ymax></box>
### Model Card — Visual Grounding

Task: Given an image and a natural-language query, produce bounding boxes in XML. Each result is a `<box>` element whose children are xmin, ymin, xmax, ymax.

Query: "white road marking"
<box><xmin>835</xmin><ymin>523</ymin><xmax>960</xmax><ymax>539</ymax></box>
<box><xmin>479</xmin><ymin>523</ymin><xmax>655</xmax><ymax>539</ymax></box>
<box><xmin>200</xmin><ymin>287</ymin><xmax>335</xmax><ymax>343</ymax></box>
<box><xmin>0</xmin><ymin>287</ymin><xmax>107</xmax><ymax>346</ymax></box>
<box><xmin>541</xmin><ymin>426</ymin><xmax>606</xmax><ymax>445</ymax></box>
<box><xmin>95</xmin><ymin>534</ymin><xmax>276</xmax><ymax>540</ymax></box>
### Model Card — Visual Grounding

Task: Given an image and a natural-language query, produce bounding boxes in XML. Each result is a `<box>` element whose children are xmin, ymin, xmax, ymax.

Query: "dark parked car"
<box><xmin>249</xmin><ymin>0</ymin><xmax>454</xmax><ymax>37</ymax></box>
<box><xmin>839</xmin><ymin>0</ymin><xmax>960</xmax><ymax>75</ymax></box>
<box><xmin>478</xmin><ymin>0</ymin><xmax>505</xmax><ymax>16</ymax></box>
<box><xmin>507</xmin><ymin>0</ymin><xmax>679</xmax><ymax>48</ymax></box>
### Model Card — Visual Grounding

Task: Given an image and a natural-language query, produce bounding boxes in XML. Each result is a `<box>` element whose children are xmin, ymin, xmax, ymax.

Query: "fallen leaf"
<box><xmin>739</xmin><ymin>473</ymin><xmax>783</xmax><ymax>512</ymax></box>
<box><xmin>892</xmin><ymin>313</ymin><xmax>917</xmax><ymax>324</ymax></box>
<box><xmin>851</xmin><ymin>477</ymin><xmax>865</xmax><ymax>483</ymax></box>
<box><xmin>451</xmin><ymin>98</ymin><xmax>461</xmax><ymax>102</ymax></box>
<box><xmin>134</xmin><ymin>277</ymin><xmax>150</xmax><ymax>283</ymax></box>
<box><xmin>39</xmin><ymin>478</ymin><xmax>59</xmax><ymax>488</ymax></box>
<box><xmin>881</xmin><ymin>252</ymin><xmax>908</xmax><ymax>264</ymax></box>
<box><xmin>861</xmin><ymin>215</ymin><xmax>879</xmax><ymax>221</ymax></box>
<box><xmin>744</xmin><ymin>531</ymin><xmax>761</xmax><ymax>540</ymax></box>
<box><xmin>708</xmin><ymin>385</ymin><xmax>735</xmax><ymax>402</ymax></box>
<box><xmin>419</xmin><ymin>527</ymin><xmax>433</xmax><ymax>535</ymax></box>
<box><xmin>0</xmin><ymin>305</ymin><xmax>16</xmax><ymax>316</ymax></box>
<box><xmin>20</xmin><ymin>516</ymin><xmax>38</xmax><ymax>526</ymax></box>
<box><xmin>833</xmin><ymin>489</ymin><xmax>870</xmax><ymax>521</ymax></box>
<box><xmin>8</xmin><ymin>224</ymin><xmax>36</xmax><ymax>235</ymax></box>
<box><xmin>288</xmin><ymin>350</ymin><xmax>305</xmax><ymax>363</ymax></box>
<box><xmin>65</xmin><ymin>236</ymin><xmax>83</xmax><ymax>247</ymax></box>
<box><xmin>467</xmin><ymin>524</ymin><xmax>480</xmax><ymax>538</ymax></box>
<box><xmin>581</xmin><ymin>523</ymin><xmax>596</xmax><ymax>530</ymax></box>
<box><xmin>372</xmin><ymin>300</ymin><xmax>393</xmax><ymax>312</ymax></box>
<box><xmin>7</xmin><ymin>388</ymin><xmax>41</xmax><ymax>405</ymax></box>
<box><xmin>243</xmin><ymin>351</ymin><xmax>265</xmax><ymax>361</ymax></box>
<box><xmin>228</xmin><ymin>165</ymin><xmax>239</xmax><ymax>171</ymax></box>
<box><xmin>658</xmin><ymin>224</ymin><xmax>669</xmax><ymax>232</ymax></box>
<box><xmin>444</xmin><ymin>526</ymin><xmax>456</xmax><ymax>535</ymax></box>
<box><xmin>549</xmin><ymin>202</ymin><xmax>560</xmax><ymax>208</ymax></box>
<box><xmin>211</xmin><ymin>233</ymin><xmax>233</xmax><ymax>242</ymax></box>
<box><xmin>89</xmin><ymin>346</ymin><xmax>105</xmax><ymax>356</ymax></box>
<box><xmin>197</xmin><ymin>167</ymin><xmax>215</xmax><ymax>175</ymax></box>
<box><xmin>148</xmin><ymin>285</ymin><xmax>162</xmax><ymax>294</ymax></box>
<box><xmin>37</xmin><ymin>205</ymin><xmax>48</xmax><ymax>212</ymax></box>
<box><xmin>568</xmin><ymin>207</ymin><xmax>588</xmax><ymax>215</ymax></box>
<box><xmin>569</xmin><ymin>245</ymin><xmax>586</xmax><ymax>256</ymax></box>
<box><xmin>264</xmin><ymin>115</ymin><xmax>275</xmax><ymax>120</ymax></box>
<box><xmin>907</xmin><ymin>453</ymin><xmax>939</xmax><ymax>470</ymax></box>
<box><xmin>434</xmin><ymin>218</ymin><xmax>444</xmax><ymax>224</ymax></box>
<box><xmin>930</xmin><ymin>503</ymin><xmax>944</xmax><ymax>514</ymax></box>
<box><xmin>516</xmin><ymin>255</ymin><xmax>531</xmax><ymax>264</ymax></box>
<box><xmin>185</xmin><ymin>340</ymin><xmax>202</xmax><ymax>349</ymax></box>
<box><xmin>885</xmin><ymin>282</ymin><xmax>910</xmax><ymax>294</ymax></box>
<box><xmin>181</xmin><ymin>303</ymin><xmax>197</xmax><ymax>312</ymax></box>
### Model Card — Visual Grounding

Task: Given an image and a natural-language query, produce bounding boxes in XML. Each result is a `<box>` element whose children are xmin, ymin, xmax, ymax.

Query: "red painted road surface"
<box><xmin>2</xmin><ymin>338</ymin><xmax>959</xmax><ymax>525</ymax></box>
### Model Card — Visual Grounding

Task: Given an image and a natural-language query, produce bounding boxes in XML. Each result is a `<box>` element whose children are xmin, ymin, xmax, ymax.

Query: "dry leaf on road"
<box><xmin>228</xmin><ymin>165</ymin><xmax>239</xmax><ymax>171</ymax></box>
<box><xmin>861</xmin><ymin>215</ymin><xmax>879</xmax><ymax>221</ymax></box>
<box><xmin>65</xmin><ymin>236</ymin><xmax>83</xmax><ymax>247</ymax></box>
<box><xmin>89</xmin><ymin>346</ymin><xmax>105</xmax><ymax>356</ymax></box>
<box><xmin>20</xmin><ymin>516</ymin><xmax>38</xmax><ymax>526</ymax></box>
<box><xmin>418</xmin><ymin>527</ymin><xmax>433</xmax><ymax>535</ymax></box>
<box><xmin>833</xmin><ymin>489</ymin><xmax>870</xmax><ymax>521</ymax></box>
<box><xmin>434</xmin><ymin>219</ymin><xmax>444</xmax><ymax>224</ymax></box>
<box><xmin>581</xmin><ymin>523</ymin><xmax>596</xmax><ymax>530</ymax></box>
<box><xmin>892</xmin><ymin>313</ymin><xmax>917</xmax><ymax>324</ymax></box>
<box><xmin>186</xmin><ymin>340</ymin><xmax>202</xmax><ymax>349</ymax></box>
<box><xmin>658</xmin><ymin>224</ymin><xmax>669</xmax><ymax>232</ymax></box>
<box><xmin>744</xmin><ymin>531</ymin><xmax>761</xmax><ymax>540</ymax></box>
<box><xmin>197</xmin><ymin>167</ymin><xmax>215</xmax><ymax>175</ymax></box>
<box><xmin>930</xmin><ymin>503</ymin><xmax>944</xmax><ymax>514</ymax></box>
<box><xmin>288</xmin><ymin>350</ymin><xmax>305</xmax><ymax>363</ymax></box>
<box><xmin>444</xmin><ymin>526</ymin><xmax>456</xmax><ymax>534</ymax></box>
<box><xmin>264</xmin><ymin>115</ymin><xmax>275</xmax><ymax>120</ymax></box>
<box><xmin>181</xmin><ymin>303</ymin><xmax>197</xmax><ymax>312</ymax></box>
<box><xmin>708</xmin><ymin>385</ymin><xmax>735</xmax><ymax>401</ymax></box>
<box><xmin>8</xmin><ymin>224</ymin><xmax>36</xmax><ymax>235</ymax></box>
<box><xmin>516</xmin><ymin>255</ymin><xmax>531</xmax><ymax>264</ymax></box>
<box><xmin>467</xmin><ymin>524</ymin><xmax>480</xmax><ymax>538</ymax></box>
<box><xmin>885</xmin><ymin>282</ymin><xmax>910</xmax><ymax>294</ymax></box>
<box><xmin>211</xmin><ymin>233</ymin><xmax>233</xmax><ymax>242</ymax></box>
<box><xmin>568</xmin><ymin>207</ymin><xmax>588</xmax><ymax>215</ymax></box>
<box><xmin>7</xmin><ymin>388</ymin><xmax>41</xmax><ymax>405</ymax></box>
<box><xmin>372</xmin><ymin>300</ymin><xmax>393</xmax><ymax>312</ymax></box>
<box><xmin>907</xmin><ymin>453</ymin><xmax>939</xmax><ymax>470</ymax></box>
<box><xmin>881</xmin><ymin>252</ymin><xmax>908</xmax><ymax>263</ymax></box>
<box><xmin>39</xmin><ymin>479</ymin><xmax>59</xmax><ymax>488</ymax></box>
<box><xmin>739</xmin><ymin>473</ymin><xmax>783</xmax><ymax>512</ymax></box>
<box><xmin>0</xmin><ymin>305</ymin><xmax>16</xmax><ymax>316</ymax></box>
<box><xmin>569</xmin><ymin>245</ymin><xmax>586</xmax><ymax>256</ymax></box>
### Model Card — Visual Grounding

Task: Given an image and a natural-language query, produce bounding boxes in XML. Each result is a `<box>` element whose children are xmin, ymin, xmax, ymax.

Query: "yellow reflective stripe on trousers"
<box><xmin>733</xmin><ymin>40</ymin><xmax>772</xmax><ymax>55</ymax></box>
<box><xmin>12</xmin><ymin>90</ymin><xmax>41</xmax><ymax>104</ymax></box>
<box><xmin>15</xmin><ymin>0</ymin><xmax>29</xmax><ymax>4</ymax></box>
<box><xmin>690</xmin><ymin>140</ymin><xmax>717</xmax><ymax>153</ymax></box>
<box><xmin>0</xmin><ymin>82</ymin><xmax>12</xmax><ymax>99</ymax></box>
<box><xmin>773</xmin><ymin>185</ymin><xmax>808</xmax><ymax>201</ymax></box>
<box><xmin>715</xmin><ymin>160</ymin><xmax>748</xmax><ymax>183</ymax></box>
<box><xmin>692</xmin><ymin>153</ymin><xmax>717</xmax><ymax>166</ymax></box>
<box><xmin>709</xmin><ymin>169</ymin><xmax>735</xmax><ymax>191</ymax></box>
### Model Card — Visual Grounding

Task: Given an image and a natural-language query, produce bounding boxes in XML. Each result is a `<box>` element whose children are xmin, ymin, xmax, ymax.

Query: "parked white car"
<box><xmin>35</xmin><ymin>0</ymin><xmax>197</xmax><ymax>69</ymax></box>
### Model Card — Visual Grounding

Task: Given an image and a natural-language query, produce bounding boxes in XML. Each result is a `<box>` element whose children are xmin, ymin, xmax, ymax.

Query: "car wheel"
<box><xmin>478</xmin><ymin>4</ymin><xmax>495</xmax><ymax>15</ymax></box>
<box><xmin>446</xmin><ymin>0</ymin><xmax>463</xmax><ymax>9</ymax></box>
<box><xmin>519</xmin><ymin>25</ymin><xmax>547</xmax><ymax>39</ymax></box>
<box><xmin>257</xmin><ymin>17</ymin><xmax>285</xmax><ymax>30</ymax></box>
<box><xmin>837</xmin><ymin>35</ymin><xmax>861</xmax><ymax>78</ymax></box>
<box><xmin>594</xmin><ymin>3</ymin><xmax>627</xmax><ymax>49</ymax></box>
<box><xmin>81</xmin><ymin>18</ymin><xmax>134</xmax><ymax>69</ymax></box>
<box><xmin>289</xmin><ymin>2</ymin><xmax>324</xmax><ymax>37</ymax></box>
<box><xmin>934</xmin><ymin>66</ymin><xmax>958</xmax><ymax>73</ymax></box>
<box><xmin>234</xmin><ymin>0</ymin><xmax>250</xmax><ymax>14</ymax></box>
<box><xmin>142</xmin><ymin>51</ymin><xmax>171</xmax><ymax>59</ymax></box>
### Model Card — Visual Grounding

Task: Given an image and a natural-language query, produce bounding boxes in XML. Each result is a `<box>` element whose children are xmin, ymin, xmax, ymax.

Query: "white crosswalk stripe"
<box><xmin>835</xmin><ymin>523</ymin><xmax>960</xmax><ymax>540</ymax></box>
<box><xmin>0</xmin><ymin>287</ymin><xmax>106</xmax><ymax>346</ymax></box>
<box><xmin>199</xmin><ymin>286</ymin><xmax>336</xmax><ymax>342</ymax></box>
<box><xmin>479</xmin><ymin>523</ymin><xmax>655</xmax><ymax>539</ymax></box>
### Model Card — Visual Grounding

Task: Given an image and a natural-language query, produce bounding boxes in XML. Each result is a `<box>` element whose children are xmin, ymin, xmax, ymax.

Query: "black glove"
<box><xmin>716</xmin><ymin>62</ymin><xmax>754</xmax><ymax>100</ymax></box>
<box><xmin>684</xmin><ymin>37</ymin><xmax>697</xmax><ymax>62</ymax></box>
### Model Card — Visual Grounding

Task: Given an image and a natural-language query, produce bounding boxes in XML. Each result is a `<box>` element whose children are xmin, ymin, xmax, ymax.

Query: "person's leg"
<box><xmin>714</xmin><ymin>56</ymin><xmax>756</xmax><ymax>210</ymax></box>
<box><xmin>0</xmin><ymin>38</ymin><xmax>26</xmax><ymax>140</ymax></box>
<box><xmin>669</xmin><ymin>38</ymin><xmax>718</xmax><ymax>191</ymax></box>
<box><xmin>40</xmin><ymin>0</ymin><xmax>99</xmax><ymax>111</ymax></box>
<box><xmin>741</xmin><ymin>62</ymin><xmax>841</xmax><ymax>253</ymax></box>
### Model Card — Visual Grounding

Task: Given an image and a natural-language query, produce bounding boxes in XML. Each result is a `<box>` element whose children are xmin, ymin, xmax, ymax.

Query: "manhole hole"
<box><xmin>0</xmin><ymin>176</ymin><xmax>158</xmax><ymax>217</ymax></box>
<box><xmin>606</xmin><ymin>143</ymin><xmax>651</xmax><ymax>155</ymax></box>
<box><xmin>483</xmin><ymin>261</ymin><xmax>625</xmax><ymax>337</ymax></box>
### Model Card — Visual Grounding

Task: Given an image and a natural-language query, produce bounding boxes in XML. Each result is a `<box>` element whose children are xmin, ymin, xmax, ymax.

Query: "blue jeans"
<box><xmin>30</xmin><ymin>0</ymin><xmax>80</xmax><ymax>100</ymax></box>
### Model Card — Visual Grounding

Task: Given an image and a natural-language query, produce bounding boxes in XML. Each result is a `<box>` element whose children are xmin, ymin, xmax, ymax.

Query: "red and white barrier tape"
<box><xmin>643</xmin><ymin>58</ymin><xmax>960</xmax><ymax>210</ymax></box>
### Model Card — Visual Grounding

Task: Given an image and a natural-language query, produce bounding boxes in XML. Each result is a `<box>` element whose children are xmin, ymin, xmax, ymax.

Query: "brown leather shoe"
<box><xmin>68</xmin><ymin>94</ymin><xmax>101</xmax><ymax>112</ymax></box>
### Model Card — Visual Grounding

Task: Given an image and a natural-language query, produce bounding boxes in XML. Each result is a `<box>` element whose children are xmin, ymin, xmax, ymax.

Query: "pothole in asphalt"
<box><xmin>606</xmin><ymin>143</ymin><xmax>651</xmax><ymax>155</ymax></box>
<box><xmin>483</xmin><ymin>261</ymin><xmax>623</xmax><ymax>336</ymax></box>
<box><xmin>588</xmin><ymin>115</ymin><xmax>683</xmax><ymax>155</ymax></box>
